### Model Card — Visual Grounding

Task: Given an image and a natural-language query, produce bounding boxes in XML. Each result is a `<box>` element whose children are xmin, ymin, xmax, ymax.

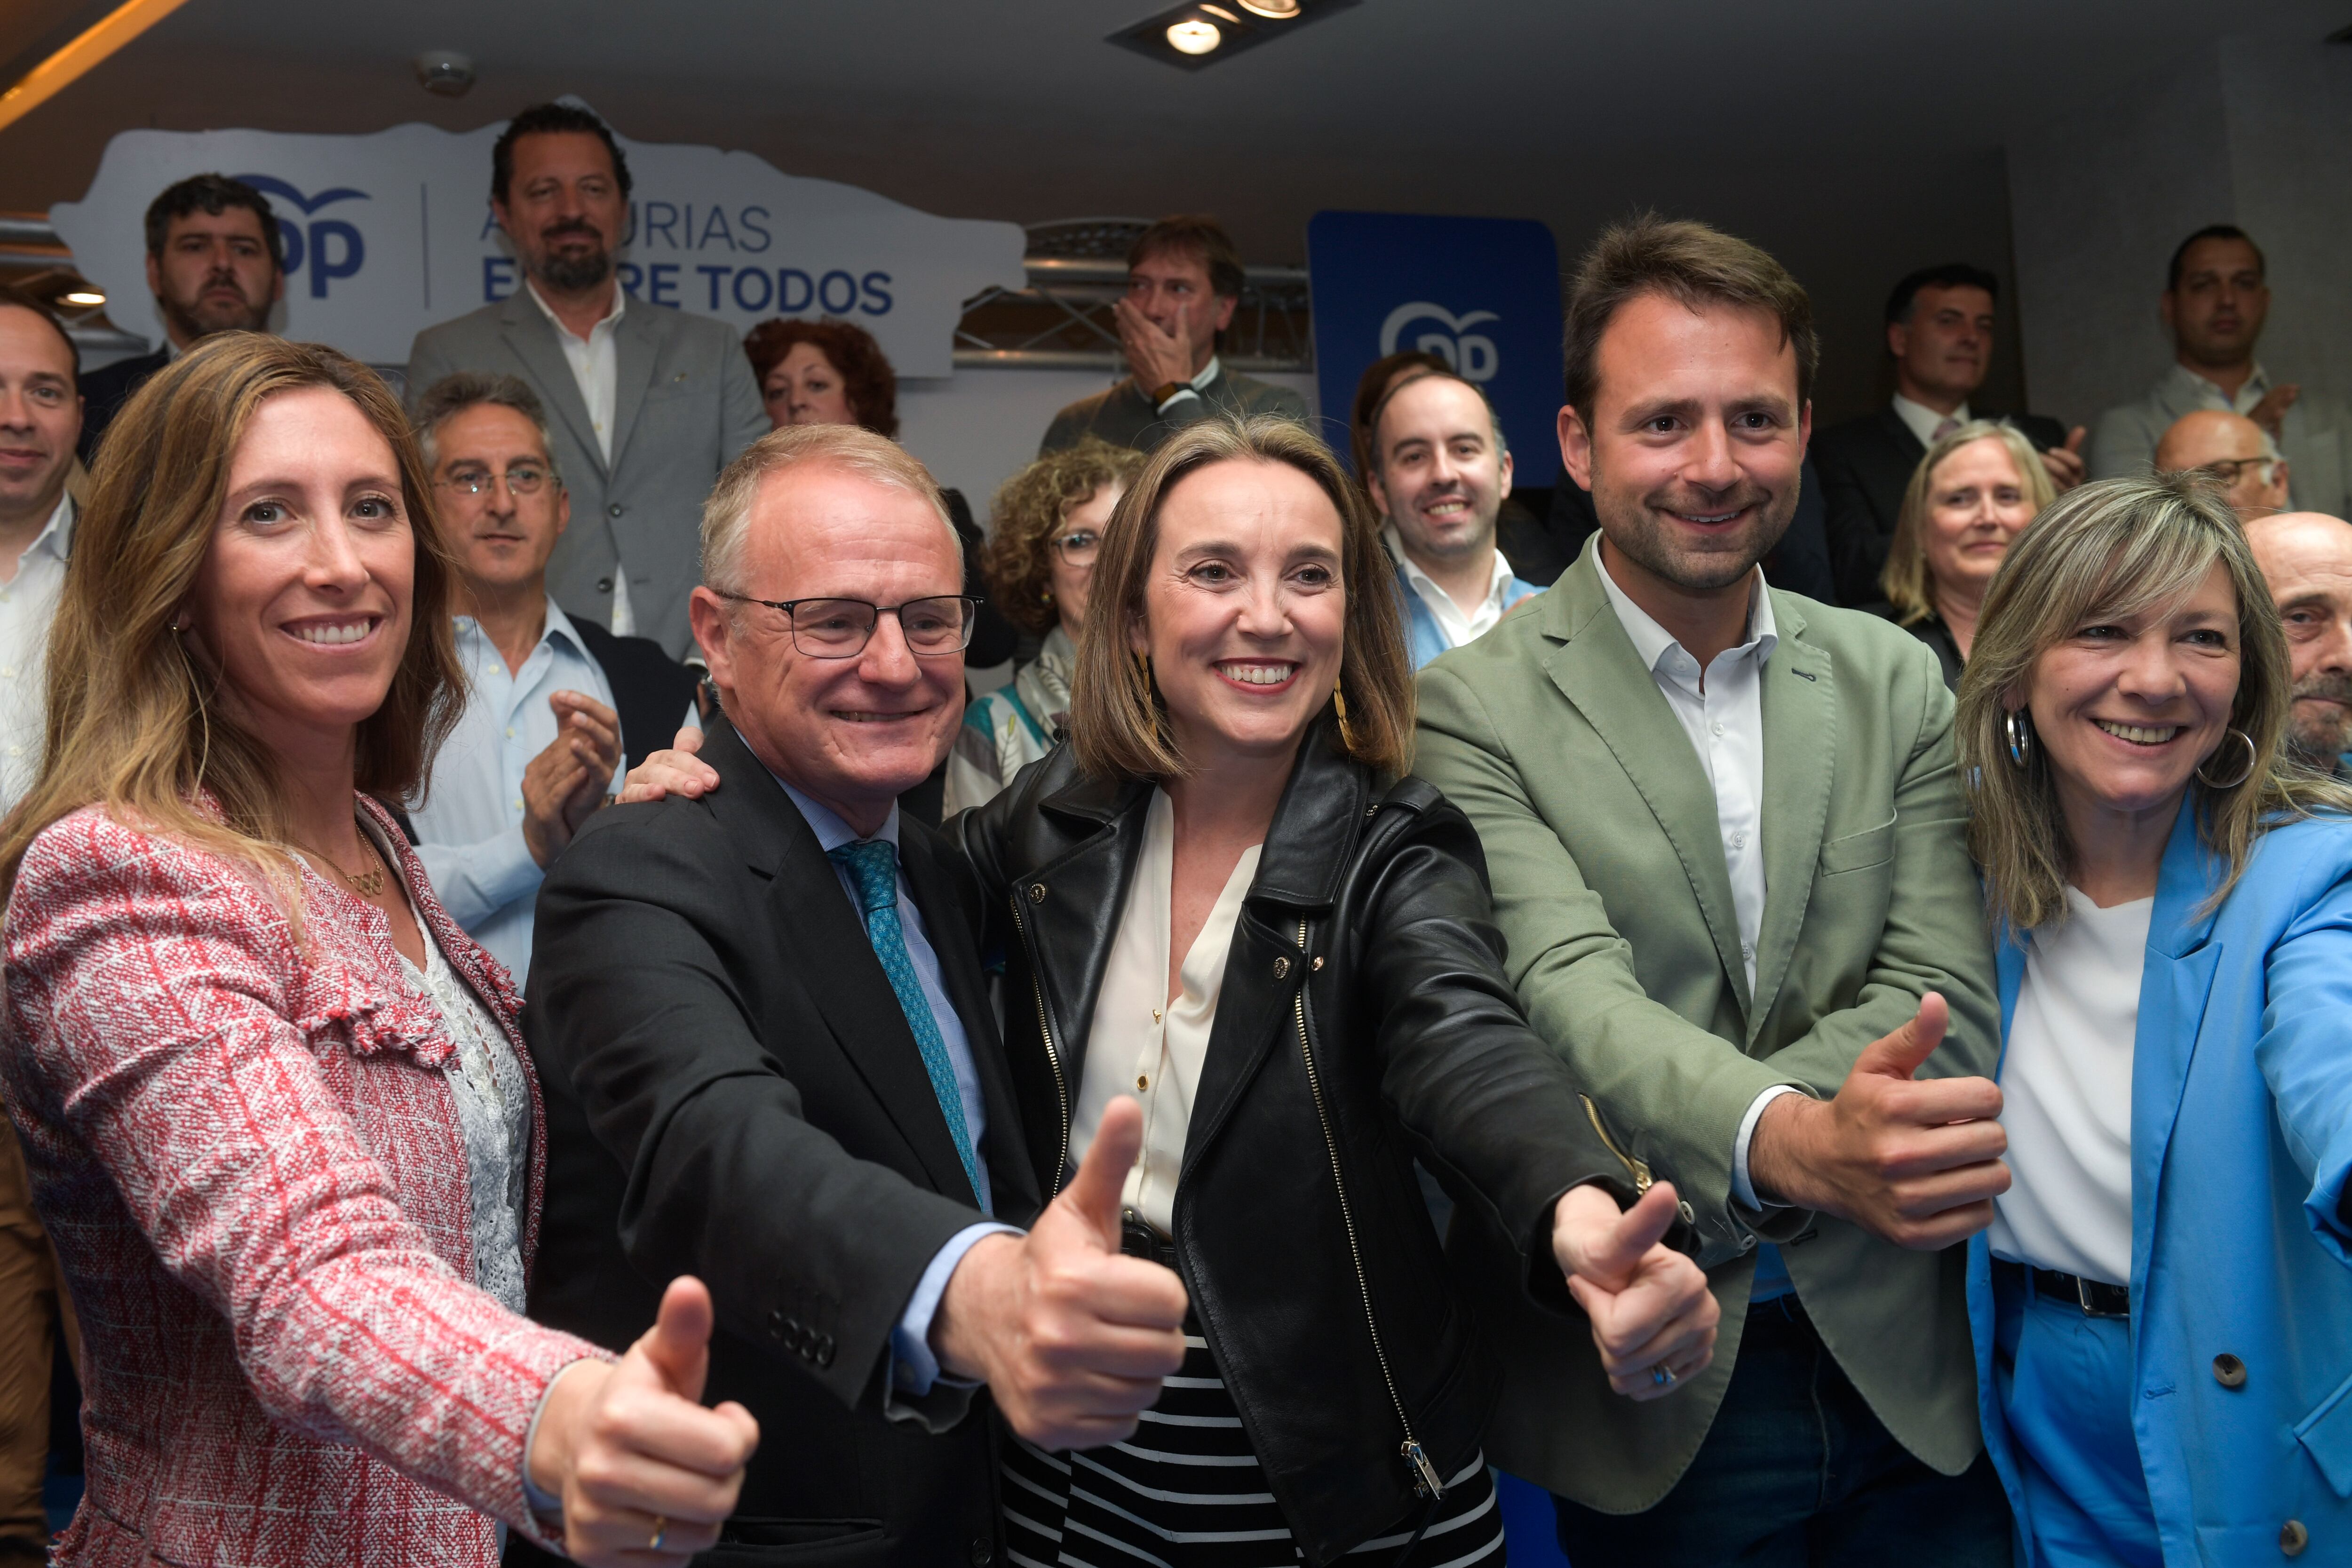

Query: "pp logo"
<box><xmin>1379</xmin><ymin>301</ymin><xmax>1499</xmax><ymax>382</ymax></box>
<box><xmin>234</xmin><ymin>175</ymin><xmax>369</xmax><ymax>299</ymax></box>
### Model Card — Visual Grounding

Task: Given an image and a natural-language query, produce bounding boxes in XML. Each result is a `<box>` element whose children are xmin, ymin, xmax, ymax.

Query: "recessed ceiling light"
<box><xmin>1111</xmin><ymin>0</ymin><xmax>1356</xmax><ymax>71</ymax></box>
<box><xmin>61</xmin><ymin>290</ymin><xmax>104</xmax><ymax>306</ymax></box>
<box><xmin>1166</xmin><ymin>18</ymin><xmax>1222</xmax><ymax>52</ymax></box>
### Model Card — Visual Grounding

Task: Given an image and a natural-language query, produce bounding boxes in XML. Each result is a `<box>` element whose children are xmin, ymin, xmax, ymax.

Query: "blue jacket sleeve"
<box><xmin>2256</xmin><ymin>857</ymin><xmax>2352</xmax><ymax>1259</ymax></box>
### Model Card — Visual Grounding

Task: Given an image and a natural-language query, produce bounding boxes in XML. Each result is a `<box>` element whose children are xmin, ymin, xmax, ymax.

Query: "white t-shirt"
<box><xmin>1987</xmin><ymin>887</ymin><xmax>2152</xmax><ymax>1286</ymax></box>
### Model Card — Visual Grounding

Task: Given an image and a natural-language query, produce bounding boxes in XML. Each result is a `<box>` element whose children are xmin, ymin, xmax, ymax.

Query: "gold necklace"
<box><xmin>308</xmin><ymin>834</ymin><xmax>387</xmax><ymax>899</ymax></box>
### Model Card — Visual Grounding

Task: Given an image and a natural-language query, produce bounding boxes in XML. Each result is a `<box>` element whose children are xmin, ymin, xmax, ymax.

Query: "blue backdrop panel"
<box><xmin>1307</xmin><ymin>210</ymin><xmax>1564</xmax><ymax>482</ymax></box>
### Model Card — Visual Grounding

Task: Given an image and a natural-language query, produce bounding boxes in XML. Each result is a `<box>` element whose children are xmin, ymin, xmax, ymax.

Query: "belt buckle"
<box><xmin>2072</xmin><ymin>1273</ymin><xmax>2127</xmax><ymax>1319</ymax></box>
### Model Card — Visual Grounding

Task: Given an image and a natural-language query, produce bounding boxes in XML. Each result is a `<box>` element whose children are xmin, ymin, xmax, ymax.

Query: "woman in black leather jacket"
<box><xmin>948</xmin><ymin>416</ymin><xmax>1718</xmax><ymax>1568</ymax></box>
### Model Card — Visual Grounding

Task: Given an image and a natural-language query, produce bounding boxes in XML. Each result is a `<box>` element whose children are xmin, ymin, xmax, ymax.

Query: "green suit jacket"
<box><xmin>1413</xmin><ymin>534</ymin><xmax>1998</xmax><ymax>1512</ymax></box>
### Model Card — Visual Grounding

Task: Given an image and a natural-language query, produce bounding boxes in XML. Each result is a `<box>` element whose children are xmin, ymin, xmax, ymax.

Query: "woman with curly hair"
<box><xmin>944</xmin><ymin>440</ymin><xmax>1143</xmax><ymax>813</ymax></box>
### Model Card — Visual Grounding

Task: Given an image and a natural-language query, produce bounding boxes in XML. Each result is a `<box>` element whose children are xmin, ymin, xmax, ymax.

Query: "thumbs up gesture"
<box><xmin>1552</xmin><ymin>1180</ymin><xmax>1720</xmax><ymax>1401</ymax></box>
<box><xmin>932</xmin><ymin>1096</ymin><xmax>1190</xmax><ymax>1450</ymax></box>
<box><xmin>1747</xmin><ymin>992</ymin><xmax>2011</xmax><ymax>1251</ymax></box>
<box><xmin>527</xmin><ymin>1276</ymin><xmax>761</xmax><ymax>1566</ymax></box>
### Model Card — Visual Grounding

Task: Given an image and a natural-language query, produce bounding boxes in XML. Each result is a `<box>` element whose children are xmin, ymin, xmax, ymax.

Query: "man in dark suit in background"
<box><xmin>74</xmin><ymin>174</ymin><xmax>283</xmax><ymax>464</ymax></box>
<box><xmin>1038</xmin><ymin>215</ymin><xmax>1307</xmax><ymax>455</ymax></box>
<box><xmin>520</xmin><ymin>423</ymin><xmax>1188</xmax><ymax>1566</ymax></box>
<box><xmin>1811</xmin><ymin>263</ymin><xmax>2082</xmax><ymax>605</ymax></box>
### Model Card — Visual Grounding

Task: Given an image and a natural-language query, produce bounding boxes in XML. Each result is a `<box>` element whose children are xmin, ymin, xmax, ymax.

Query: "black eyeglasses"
<box><xmin>711</xmin><ymin>592</ymin><xmax>979</xmax><ymax>658</ymax></box>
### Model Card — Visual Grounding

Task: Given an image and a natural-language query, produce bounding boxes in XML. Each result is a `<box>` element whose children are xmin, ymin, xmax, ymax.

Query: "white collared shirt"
<box><xmin>1070</xmin><ymin>788</ymin><xmax>1261</xmax><ymax>1235</ymax></box>
<box><xmin>1383</xmin><ymin>523</ymin><xmax>1519</xmax><ymax>650</ymax></box>
<box><xmin>524</xmin><ymin>280</ymin><xmax>638</xmax><ymax>635</ymax></box>
<box><xmin>2163</xmin><ymin>358</ymin><xmax>2275</xmax><ymax>420</ymax></box>
<box><xmin>1891</xmin><ymin>393</ymin><xmax>1971</xmax><ymax>452</ymax></box>
<box><xmin>1595</xmin><ymin>550</ymin><xmax>1801</xmax><ymax>1230</ymax></box>
<box><xmin>0</xmin><ymin>493</ymin><xmax>73</xmax><ymax>812</ymax></box>
<box><xmin>1152</xmin><ymin>354</ymin><xmax>1223</xmax><ymax>413</ymax></box>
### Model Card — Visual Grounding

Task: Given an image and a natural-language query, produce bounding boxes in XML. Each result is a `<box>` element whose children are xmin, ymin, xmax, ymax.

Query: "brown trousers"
<box><xmin>0</xmin><ymin>1124</ymin><xmax>70</xmax><ymax>1565</ymax></box>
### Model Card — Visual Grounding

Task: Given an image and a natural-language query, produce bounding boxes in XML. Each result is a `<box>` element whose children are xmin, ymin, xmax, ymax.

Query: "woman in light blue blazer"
<box><xmin>1953</xmin><ymin>473</ymin><xmax>2352</xmax><ymax>1567</ymax></box>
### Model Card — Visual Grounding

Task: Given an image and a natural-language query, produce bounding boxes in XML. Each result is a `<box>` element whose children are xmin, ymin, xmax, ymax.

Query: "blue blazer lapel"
<box><xmin>2131</xmin><ymin>807</ymin><xmax>2226</xmax><ymax>1284</ymax></box>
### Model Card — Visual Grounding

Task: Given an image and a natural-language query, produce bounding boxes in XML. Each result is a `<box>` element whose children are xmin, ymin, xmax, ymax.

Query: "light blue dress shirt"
<box><xmin>412</xmin><ymin>598</ymin><xmax>695</xmax><ymax>986</ymax></box>
<box><xmin>768</xmin><ymin>772</ymin><xmax>1020</xmax><ymax>1396</ymax></box>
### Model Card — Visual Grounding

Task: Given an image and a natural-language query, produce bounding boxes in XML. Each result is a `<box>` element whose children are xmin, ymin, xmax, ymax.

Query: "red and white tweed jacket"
<box><xmin>0</xmin><ymin>796</ymin><xmax>606</xmax><ymax>1567</ymax></box>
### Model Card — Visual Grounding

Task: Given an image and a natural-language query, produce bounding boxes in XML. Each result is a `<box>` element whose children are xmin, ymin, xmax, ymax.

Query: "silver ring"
<box><xmin>648</xmin><ymin>1515</ymin><xmax>667</xmax><ymax>1552</ymax></box>
<box><xmin>1651</xmin><ymin>1363</ymin><xmax>1677</xmax><ymax>1388</ymax></box>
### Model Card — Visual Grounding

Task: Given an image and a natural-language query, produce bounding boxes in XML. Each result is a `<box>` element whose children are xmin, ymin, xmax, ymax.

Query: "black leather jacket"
<box><xmin>949</xmin><ymin>718</ymin><xmax>1651</xmax><ymax>1565</ymax></box>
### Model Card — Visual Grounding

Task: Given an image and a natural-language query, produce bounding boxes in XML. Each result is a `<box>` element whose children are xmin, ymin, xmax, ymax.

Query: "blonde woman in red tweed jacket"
<box><xmin>0</xmin><ymin>335</ymin><xmax>757</xmax><ymax>1567</ymax></box>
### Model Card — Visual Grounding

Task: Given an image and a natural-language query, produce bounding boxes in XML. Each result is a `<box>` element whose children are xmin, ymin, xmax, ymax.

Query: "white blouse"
<box><xmin>1987</xmin><ymin>887</ymin><xmax>2152</xmax><ymax>1287</ymax></box>
<box><xmin>1066</xmin><ymin>789</ymin><xmax>1262</xmax><ymax>1236</ymax></box>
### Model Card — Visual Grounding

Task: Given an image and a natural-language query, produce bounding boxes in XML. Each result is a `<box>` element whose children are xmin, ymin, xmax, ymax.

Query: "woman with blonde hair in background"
<box><xmin>0</xmin><ymin>334</ymin><xmax>755</xmax><ymax>1567</ymax></box>
<box><xmin>1955</xmin><ymin>473</ymin><xmax>2352</xmax><ymax>1565</ymax></box>
<box><xmin>1880</xmin><ymin>419</ymin><xmax>2055</xmax><ymax>688</ymax></box>
<box><xmin>944</xmin><ymin>438</ymin><xmax>1143</xmax><ymax>813</ymax></box>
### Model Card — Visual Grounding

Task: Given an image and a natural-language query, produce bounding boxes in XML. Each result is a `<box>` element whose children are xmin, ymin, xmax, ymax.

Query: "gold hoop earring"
<box><xmin>1332</xmin><ymin>677</ymin><xmax>1358</xmax><ymax>752</ymax></box>
<box><xmin>2195</xmin><ymin>727</ymin><xmax>2257</xmax><ymax>790</ymax></box>
<box><xmin>1135</xmin><ymin>650</ymin><xmax>1166</xmax><ymax>748</ymax></box>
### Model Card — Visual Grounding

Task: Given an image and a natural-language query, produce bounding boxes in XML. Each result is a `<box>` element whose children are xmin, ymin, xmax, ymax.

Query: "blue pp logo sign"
<box><xmin>1379</xmin><ymin>302</ymin><xmax>1500</xmax><ymax>382</ymax></box>
<box><xmin>235</xmin><ymin>175</ymin><xmax>368</xmax><ymax>299</ymax></box>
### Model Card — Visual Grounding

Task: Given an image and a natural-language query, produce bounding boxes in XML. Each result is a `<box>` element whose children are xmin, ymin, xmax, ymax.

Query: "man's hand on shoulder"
<box><xmin>622</xmin><ymin>726</ymin><xmax>722</xmax><ymax>804</ymax></box>
<box><xmin>930</xmin><ymin>1098</ymin><xmax>1188</xmax><ymax>1450</ymax></box>
<box><xmin>1745</xmin><ymin>993</ymin><xmax>2009</xmax><ymax>1250</ymax></box>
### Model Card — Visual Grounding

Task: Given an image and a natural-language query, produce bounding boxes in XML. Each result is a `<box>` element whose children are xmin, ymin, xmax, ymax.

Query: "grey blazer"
<box><xmin>1038</xmin><ymin>364</ymin><xmax>1309</xmax><ymax>456</ymax></box>
<box><xmin>405</xmin><ymin>291</ymin><xmax>768</xmax><ymax>658</ymax></box>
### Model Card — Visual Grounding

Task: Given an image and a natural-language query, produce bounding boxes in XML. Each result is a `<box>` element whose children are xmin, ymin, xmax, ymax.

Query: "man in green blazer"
<box><xmin>1415</xmin><ymin>217</ymin><xmax>2010</xmax><ymax>1566</ymax></box>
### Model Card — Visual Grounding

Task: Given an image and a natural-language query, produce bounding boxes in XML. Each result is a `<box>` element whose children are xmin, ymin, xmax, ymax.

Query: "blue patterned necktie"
<box><xmin>827</xmin><ymin>839</ymin><xmax>987</xmax><ymax>1211</ymax></box>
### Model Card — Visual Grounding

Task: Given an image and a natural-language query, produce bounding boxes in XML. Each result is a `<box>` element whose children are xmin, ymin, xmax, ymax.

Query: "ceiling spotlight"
<box><xmin>1112</xmin><ymin>0</ymin><xmax>1354</xmax><ymax>69</ymax></box>
<box><xmin>1166</xmin><ymin>19</ymin><xmax>1222</xmax><ymax>53</ymax></box>
<box><xmin>60</xmin><ymin>290</ymin><xmax>105</xmax><ymax>306</ymax></box>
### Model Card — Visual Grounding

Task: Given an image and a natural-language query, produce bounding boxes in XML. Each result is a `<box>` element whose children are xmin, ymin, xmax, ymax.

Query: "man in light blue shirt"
<box><xmin>407</xmin><ymin>372</ymin><xmax>698</xmax><ymax>984</ymax></box>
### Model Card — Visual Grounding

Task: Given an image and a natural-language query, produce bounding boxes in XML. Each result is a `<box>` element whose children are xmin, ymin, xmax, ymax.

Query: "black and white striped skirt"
<box><xmin>1000</xmin><ymin>1325</ymin><xmax>1505</xmax><ymax>1568</ymax></box>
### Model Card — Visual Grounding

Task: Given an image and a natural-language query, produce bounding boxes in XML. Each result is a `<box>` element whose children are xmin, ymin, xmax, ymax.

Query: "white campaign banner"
<box><xmin>48</xmin><ymin>107</ymin><xmax>1026</xmax><ymax>376</ymax></box>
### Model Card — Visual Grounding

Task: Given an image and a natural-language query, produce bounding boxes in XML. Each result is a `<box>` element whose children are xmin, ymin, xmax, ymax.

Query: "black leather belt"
<box><xmin>1120</xmin><ymin>1210</ymin><xmax>1179</xmax><ymax>1270</ymax></box>
<box><xmin>1996</xmin><ymin>1258</ymin><xmax>2129</xmax><ymax>1319</ymax></box>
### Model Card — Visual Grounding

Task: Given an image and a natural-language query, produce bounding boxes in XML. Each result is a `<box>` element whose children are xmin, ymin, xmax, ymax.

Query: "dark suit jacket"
<box><xmin>518</xmin><ymin>718</ymin><xmax>1043</xmax><ymax>1567</ymax></box>
<box><xmin>75</xmin><ymin>347</ymin><xmax>170</xmax><ymax>465</ymax></box>
<box><xmin>1542</xmin><ymin>460</ymin><xmax>1839</xmax><ymax>603</ymax></box>
<box><xmin>1039</xmin><ymin>365</ymin><xmax>1309</xmax><ymax>455</ymax></box>
<box><xmin>1813</xmin><ymin>406</ymin><xmax>2066</xmax><ymax>607</ymax></box>
<box><xmin>568</xmin><ymin>617</ymin><xmax>702</xmax><ymax>770</ymax></box>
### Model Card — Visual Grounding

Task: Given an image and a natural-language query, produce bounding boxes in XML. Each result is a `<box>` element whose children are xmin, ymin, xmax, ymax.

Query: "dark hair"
<box><xmin>1348</xmin><ymin>350</ymin><xmax>1446</xmax><ymax>477</ymax></box>
<box><xmin>492</xmin><ymin>103</ymin><xmax>632</xmax><ymax>206</ymax></box>
<box><xmin>1562</xmin><ymin>214</ymin><xmax>1817</xmax><ymax>424</ymax></box>
<box><xmin>409</xmin><ymin>370</ymin><xmax>561</xmax><ymax>484</ymax></box>
<box><xmin>1127</xmin><ymin>215</ymin><xmax>1246</xmax><ymax>301</ymax></box>
<box><xmin>2167</xmin><ymin>224</ymin><xmax>2264</xmax><ymax>292</ymax></box>
<box><xmin>1885</xmin><ymin>263</ymin><xmax>2000</xmax><ymax>326</ymax></box>
<box><xmin>142</xmin><ymin>175</ymin><xmax>284</xmax><ymax>272</ymax></box>
<box><xmin>0</xmin><ymin>287</ymin><xmax>81</xmax><ymax>379</ymax></box>
<box><xmin>741</xmin><ymin>318</ymin><xmax>899</xmax><ymax>439</ymax></box>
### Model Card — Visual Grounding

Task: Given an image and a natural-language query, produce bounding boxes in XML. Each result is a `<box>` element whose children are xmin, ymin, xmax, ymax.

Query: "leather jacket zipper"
<box><xmin>1009</xmin><ymin>888</ymin><xmax>1073</xmax><ymax>1194</ymax></box>
<box><xmin>1579</xmin><ymin>1094</ymin><xmax>1652</xmax><ymax>1196</ymax></box>
<box><xmin>1291</xmin><ymin>917</ymin><xmax>1446</xmax><ymax>1501</ymax></box>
